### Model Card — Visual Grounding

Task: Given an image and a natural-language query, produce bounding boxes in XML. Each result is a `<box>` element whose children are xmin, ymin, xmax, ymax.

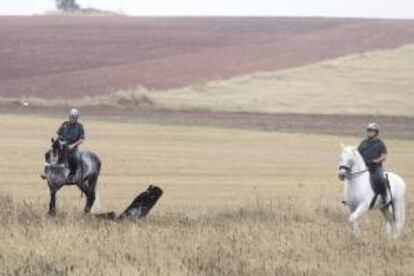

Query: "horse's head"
<box><xmin>42</xmin><ymin>138</ymin><xmax>69</xmax><ymax>186</ymax></box>
<box><xmin>42</xmin><ymin>162</ymin><xmax>67</xmax><ymax>186</ymax></box>
<box><xmin>338</xmin><ymin>144</ymin><xmax>356</xmax><ymax>181</ymax></box>
<box><xmin>50</xmin><ymin>138</ymin><xmax>68</xmax><ymax>165</ymax></box>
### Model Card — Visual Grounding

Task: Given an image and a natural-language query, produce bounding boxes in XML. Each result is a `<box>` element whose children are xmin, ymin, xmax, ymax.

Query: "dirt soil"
<box><xmin>2</xmin><ymin>105</ymin><xmax>413</xmax><ymax>139</ymax></box>
<box><xmin>1</xmin><ymin>16</ymin><xmax>414</xmax><ymax>99</ymax></box>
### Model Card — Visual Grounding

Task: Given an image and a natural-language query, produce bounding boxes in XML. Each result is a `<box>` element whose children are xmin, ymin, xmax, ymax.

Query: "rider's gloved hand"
<box><xmin>366</xmin><ymin>160</ymin><xmax>375</xmax><ymax>166</ymax></box>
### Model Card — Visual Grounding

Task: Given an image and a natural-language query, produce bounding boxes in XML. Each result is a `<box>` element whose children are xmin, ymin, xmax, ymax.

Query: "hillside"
<box><xmin>1</xmin><ymin>16</ymin><xmax>414</xmax><ymax>99</ymax></box>
<box><xmin>149</xmin><ymin>44</ymin><xmax>414</xmax><ymax>116</ymax></box>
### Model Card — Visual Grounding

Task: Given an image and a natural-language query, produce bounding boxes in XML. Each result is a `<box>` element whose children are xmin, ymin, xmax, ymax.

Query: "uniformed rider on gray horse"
<box><xmin>56</xmin><ymin>108</ymin><xmax>85</xmax><ymax>183</ymax></box>
<box><xmin>41</xmin><ymin>108</ymin><xmax>85</xmax><ymax>184</ymax></box>
<box><xmin>41</xmin><ymin>108</ymin><xmax>163</xmax><ymax>217</ymax></box>
<box><xmin>42</xmin><ymin>108</ymin><xmax>102</xmax><ymax>215</ymax></box>
<box><xmin>357</xmin><ymin>122</ymin><xmax>388</xmax><ymax>203</ymax></box>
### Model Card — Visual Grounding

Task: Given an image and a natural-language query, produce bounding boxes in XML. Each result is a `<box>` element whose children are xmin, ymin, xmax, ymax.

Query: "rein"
<box><xmin>339</xmin><ymin>165</ymin><xmax>369</xmax><ymax>180</ymax></box>
<box><xmin>44</xmin><ymin>162</ymin><xmax>66</xmax><ymax>169</ymax></box>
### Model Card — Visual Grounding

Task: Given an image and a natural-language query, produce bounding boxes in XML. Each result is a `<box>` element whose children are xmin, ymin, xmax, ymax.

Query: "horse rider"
<box><xmin>357</xmin><ymin>122</ymin><xmax>387</xmax><ymax>203</ymax></box>
<box><xmin>56</xmin><ymin>108</ymin><xmax>85</xmax><ymax>183</ymax></box>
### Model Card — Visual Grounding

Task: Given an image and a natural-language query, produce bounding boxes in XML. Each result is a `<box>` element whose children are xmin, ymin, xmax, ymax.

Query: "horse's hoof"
<box><xmin>48</xmin><ymin>210</ymin><xmax>56</xmax><ymax>217</ymax></box>
<box><xmin>94</xmin><ymin>212</ymin><xmax>117</xmax><ymax>221</ymax></box>
<box><xmin>83</xmin><ymin>210</ymin><xmax>92</xmax><ymax>216</ymax></box>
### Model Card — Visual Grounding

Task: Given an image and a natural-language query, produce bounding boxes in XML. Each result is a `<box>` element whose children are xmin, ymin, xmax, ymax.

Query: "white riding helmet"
<box><xmin>366</xmin><ymin>122</ymin><xmax>379</xmax><ymax>133</ymax></box>
<box><xmin>69</xmin><ymin>108</ymin><xmax>80</xmax><ymax>121</ymax></box>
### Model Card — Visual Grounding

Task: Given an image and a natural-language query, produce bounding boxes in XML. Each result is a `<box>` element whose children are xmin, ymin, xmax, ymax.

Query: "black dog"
<box><xmin>118</xmin><ymin>185</ymin><xmax>163</xmax><ymax>220</ymax></box>
<box><xmin>95</xmin><ymin>185</ymin><xmax>163</xmax><ymax>221</ymax></box>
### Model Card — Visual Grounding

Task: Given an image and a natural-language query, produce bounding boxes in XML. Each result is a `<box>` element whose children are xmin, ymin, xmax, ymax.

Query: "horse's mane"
<box><xmin>344</xmin><ymin>145</ymin><xmax>366</xmax><ymax>170</ymax></box>
<box><xmin>51</xmin><ymin>139</ymin><xmax>68</xmax><ymax>165</ymax></box>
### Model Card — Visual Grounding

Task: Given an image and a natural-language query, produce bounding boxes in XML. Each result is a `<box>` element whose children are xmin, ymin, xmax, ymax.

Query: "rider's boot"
<box><xmin>378</xmin><ymin>178</ymin><xmax>387</xmax><ymax>204</ymax></box>
<box><xmin>380</xmin><ymin>190</ymin><xmax>387</xmax><ymax>204</ymax></box>
<box><xmin>67</xmin><ymin>163</ymin><xmax>78</xmax><ymax>183</ymax></box>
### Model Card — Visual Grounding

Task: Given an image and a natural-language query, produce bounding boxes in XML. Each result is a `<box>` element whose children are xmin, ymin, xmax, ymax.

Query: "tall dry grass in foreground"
<box><xmin>1</xmin><ymin>194</ymin><xmax>414</xmax><ymax>276</ymax></box>
<box><xmin>0</xmin><ymin>114</ymin><xmax>413</xmax><ymax>275</ymax></box>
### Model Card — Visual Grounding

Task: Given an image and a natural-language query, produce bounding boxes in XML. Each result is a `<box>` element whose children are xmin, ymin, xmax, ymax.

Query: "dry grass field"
<box><xmin>2</xmin><ymin>14</ymin><xmax>413</xmax><ymax>276</ymax></box>
<box><xmin>0</xmin><ymin>114</ymin><xmax>413</xmax><ymax>275</ymax></box>
<box><xmin>149</xmin><ymin>44</ymin><xmax>414</xmax><ymax>116</ymax></box>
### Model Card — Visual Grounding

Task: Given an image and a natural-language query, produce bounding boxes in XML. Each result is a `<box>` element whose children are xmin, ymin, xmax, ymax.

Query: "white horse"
<box><xmin>337</xmin><ymin>145</ymin><xmax>406</xmax><ymax>238</ymax></box>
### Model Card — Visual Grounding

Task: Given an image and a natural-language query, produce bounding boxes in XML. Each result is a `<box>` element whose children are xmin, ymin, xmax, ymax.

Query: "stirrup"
<box><xmin>67</xmin><ymin>174</ymin><xmax>77</xmax><ymax>183</ymax></box>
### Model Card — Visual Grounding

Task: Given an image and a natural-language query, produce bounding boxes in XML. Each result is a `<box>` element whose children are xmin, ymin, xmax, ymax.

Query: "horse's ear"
<box><xmin>51</xmin><ymin>138</ymin><xmax>55</xmax><ymax>143</ymax></box>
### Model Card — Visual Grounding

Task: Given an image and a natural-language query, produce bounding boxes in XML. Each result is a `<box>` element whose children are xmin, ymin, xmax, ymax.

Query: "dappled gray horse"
<box><xmin>42</xmin><ymin>138</ymin><xmax>101</xmax><ymax>215</ymax></box>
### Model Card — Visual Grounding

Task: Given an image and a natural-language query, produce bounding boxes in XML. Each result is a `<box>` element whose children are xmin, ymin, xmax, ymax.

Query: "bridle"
<box><xmin>44</xmin><ymin>162</ymin><xmax>65</xmax><ymax>168</ymax></box>
<box><xmin>339</xmin><ymin>165</ymin><xmax>368</xmax><ymax>180</ymax></box>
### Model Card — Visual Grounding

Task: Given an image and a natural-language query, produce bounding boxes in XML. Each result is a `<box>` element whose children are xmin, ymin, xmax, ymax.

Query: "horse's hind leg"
<box><xmin>84</xmin><ymin>190</ymin><xmax>95</xmax><ymax>214</ymax></box>
<box><xmin>80</xmin><ymin>177</ymin><xmax>98</xmax><ymax>214</ymax></box>
<box><xmin>79</xmin><ymin>184</ymin><xmax>95</xmax><ymax>214</ymax></box>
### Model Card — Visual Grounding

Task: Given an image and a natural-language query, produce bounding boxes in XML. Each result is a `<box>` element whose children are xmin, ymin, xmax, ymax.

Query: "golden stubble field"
<box><xmin>0</xmin><ymin>114</ymin><xmax>413</xmax><ymax>275</ymax></box>
<box><xmin>150</xmin><ymin>45</ymin><xmax>414</xmax><ymax>116</ymax></box>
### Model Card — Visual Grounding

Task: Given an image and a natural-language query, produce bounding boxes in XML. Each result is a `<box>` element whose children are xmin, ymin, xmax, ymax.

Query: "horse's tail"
<box><xmin>393</xmin><ymin>188</ymin><xmax>406</xmax><ymax>235</ymax></box>
<box><xmin>390</xmin><ymin>174</ymin><xmax>406</xmax><ymax>237</ymax></box>
<box><xmin>91</xmin><ymin>179</ymin><xmax>102</xmax><ymax>213</ymax></box>
<box><xmin>398</xmin><ymin>196</ymin><xmax>405</xmax><ymax>230</ymax></box>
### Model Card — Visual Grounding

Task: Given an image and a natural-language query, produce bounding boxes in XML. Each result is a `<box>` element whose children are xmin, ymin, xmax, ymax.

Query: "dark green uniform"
<box><xmin>57</xmin><ymin>121</ymin><xmax>85</xmax><ymax>145</ymax></box>
<box><xmin>358</xmin><ymin>137</ymin><xmax>387</xmax><ymax>198</ymax></box>
<box><xmin>57</xmin><ymin>121</ymin><xmax>85</xmax><ymax>180</ymax></box>
<box><xmin>358</xmin><ymin>138</ymin><xmax>387</xmax><ymax>169</ymax></box>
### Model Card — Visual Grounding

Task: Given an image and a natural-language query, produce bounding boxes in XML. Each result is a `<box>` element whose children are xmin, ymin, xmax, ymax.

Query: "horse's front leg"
<box><xmin>351</xmin><ymin>218</ymin><xmax>360</xmax><ymax>236</ymax></box>
<box><xmin>48</xmin><ymin>188</ymin><xmax>57</xmax><ymax>216</ymax></box>
<box><xmin>349</xmin><ymin>202</ymin><xmax>369</xmax><ymax>236</ymax></box>
<box><xmin>48</xmin><ymin>182</ymin><xmax>64</xmax><ymax>216</ymax></box>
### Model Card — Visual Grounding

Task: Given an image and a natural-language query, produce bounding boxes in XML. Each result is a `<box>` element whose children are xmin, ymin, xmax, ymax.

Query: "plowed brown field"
<box><xmin>1</xmin><ymin>16</ymin><xmax>414</xmax><ymax>98</ymax></box>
